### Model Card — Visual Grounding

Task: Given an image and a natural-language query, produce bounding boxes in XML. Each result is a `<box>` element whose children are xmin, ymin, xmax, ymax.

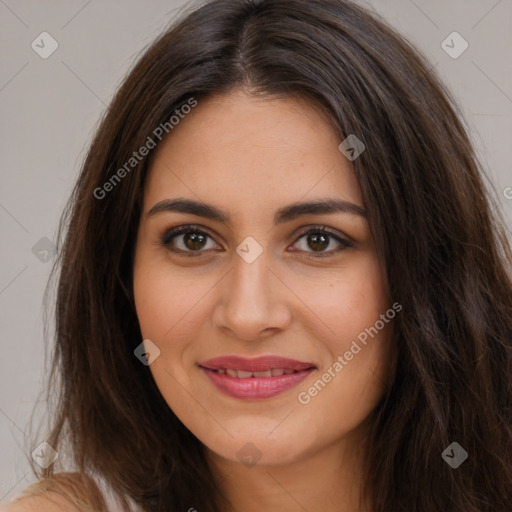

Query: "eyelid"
<box><xmin>290</xmin><ymin>224</ymin><xmax>355</xmax><ymax>246</ymax></box>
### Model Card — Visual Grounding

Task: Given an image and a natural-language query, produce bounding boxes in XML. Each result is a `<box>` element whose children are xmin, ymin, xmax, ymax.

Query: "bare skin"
<box><xmin>0</xmin><ymin>493</ymin><xmax>80</xmax><ymax>512</ymax></box>
<box><xmin>133</xmin><ymin>88</ymin><xmax>396</xmax><ymax>511</ymax></box>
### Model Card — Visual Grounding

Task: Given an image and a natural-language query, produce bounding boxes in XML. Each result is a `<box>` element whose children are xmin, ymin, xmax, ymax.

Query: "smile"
<box><xmin>199</xmin><ymin>355</ymin><xmax>316</xmax><ymax>399</ymax></box>
<box><xmin>210</xmin><ymin>368</ymin><xmax>300</xmax><ymax>377</ymax></box>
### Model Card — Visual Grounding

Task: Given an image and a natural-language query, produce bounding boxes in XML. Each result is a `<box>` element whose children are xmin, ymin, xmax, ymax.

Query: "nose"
<box><xmin>212</xmin><ymin>249</ymin><xmax>292</xmax><ymax>342</ymax></box>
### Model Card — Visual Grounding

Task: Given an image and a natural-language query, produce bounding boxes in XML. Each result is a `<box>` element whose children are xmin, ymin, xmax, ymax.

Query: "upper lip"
<box><xmin>199</xmin><ymin>356</ymin><xmax>316</xmax><ymax>372</ymax></box>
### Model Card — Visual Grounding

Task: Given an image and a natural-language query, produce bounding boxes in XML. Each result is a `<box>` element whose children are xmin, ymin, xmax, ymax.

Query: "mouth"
<box><xmin>198</xmin><ymin>355</ymin><xmax>316</xmax><ymax>399</ymax></box>
<box><xmin>205</xmin><ymin>368</ymin><xmax>303</xmax><ymax>377</ymax></box>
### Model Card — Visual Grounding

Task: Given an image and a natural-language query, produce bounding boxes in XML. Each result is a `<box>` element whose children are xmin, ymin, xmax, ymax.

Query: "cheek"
<box><xmin>295</xmin><ymin>252</ymin><xmax>389</xmax><ymax>342</ymax></box>
<box><xmin>295</xmin><ymin>252</ymin><xmax>393</xmax><ymax>409</ymax></box>
<box><xmin>296</xmin><ymin>294</ymin><xmax>395</xmax><ymax>443</ymax></box>
<box><xmin>133</xmin><ymin>254</ymin><xmax>208</xmax><ymax>341</ymax></box>
<box><xmin>133</xmin><ymin>265</ymin><xmax>168</xmax><ymax>339</ymax></box>
<box><xmin>132</xmin><ymin>261</ymin><xmax>200</xmax><ymax>403</ymax></box>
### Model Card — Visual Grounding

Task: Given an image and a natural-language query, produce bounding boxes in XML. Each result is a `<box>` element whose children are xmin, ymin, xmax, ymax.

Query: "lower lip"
<box><xmin>200</xmin><ymin>367</ymin><xmax>315</xmax><ymax>399</ymax></box>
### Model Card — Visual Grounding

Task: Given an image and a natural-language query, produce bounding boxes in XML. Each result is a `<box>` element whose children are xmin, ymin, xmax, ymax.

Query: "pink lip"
<box><xmin>199</xmin><ymin>355</ymin><xmax>316</xmax><ymax>400</ymax></box>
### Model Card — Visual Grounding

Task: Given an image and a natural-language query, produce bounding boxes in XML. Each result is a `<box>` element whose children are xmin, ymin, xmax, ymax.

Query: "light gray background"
<box><xmin>1</xmin><ymin>0</ymin><xmax>511</xmax><ymax>502</ymax></box>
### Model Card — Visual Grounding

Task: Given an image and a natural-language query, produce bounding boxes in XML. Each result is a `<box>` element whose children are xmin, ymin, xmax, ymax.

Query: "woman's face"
<box><xmin>133</xmin><ymin>89</ymin><xmax>395</xmax><ymax>469</ymax></box>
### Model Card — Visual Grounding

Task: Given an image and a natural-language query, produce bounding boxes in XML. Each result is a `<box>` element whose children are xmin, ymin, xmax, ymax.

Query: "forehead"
<box><xmin>143</xmin><ymin>90</ymin><xmax>363</xmax><ymax>216</ymax></box>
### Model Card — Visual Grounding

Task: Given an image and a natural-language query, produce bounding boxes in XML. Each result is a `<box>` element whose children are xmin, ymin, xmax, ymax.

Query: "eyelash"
<box><xmin>160</xmin><ymin>224</ymin><xmax>353</xmax><ymax>258</ymax></box>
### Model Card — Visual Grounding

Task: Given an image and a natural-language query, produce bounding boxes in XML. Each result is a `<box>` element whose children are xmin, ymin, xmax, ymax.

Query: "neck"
<box><xmin>207</xmin><ymin>424</ymin><xmax>372</xmax><ymax>512</ymax></box>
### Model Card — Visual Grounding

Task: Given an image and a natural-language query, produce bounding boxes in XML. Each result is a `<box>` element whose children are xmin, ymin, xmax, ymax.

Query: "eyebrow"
<box><xmin>146</xmin><ymin>197</ymin><xmax>367</xmax><ymax>224</ymax></box>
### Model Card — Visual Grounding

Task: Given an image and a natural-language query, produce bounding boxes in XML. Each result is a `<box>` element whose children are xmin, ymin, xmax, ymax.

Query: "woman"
<box><xmin>3</xmin><ymin>0</ymin><xmax>511</xmax><ymax>510</ymax></box>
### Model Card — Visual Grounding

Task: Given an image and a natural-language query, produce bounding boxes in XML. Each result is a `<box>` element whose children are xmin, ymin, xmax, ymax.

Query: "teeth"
<box><xmin>216</xmin><ymin>368</ymin><xmax>298</xmax><ymax>377</ymax></box>
<box><xmin>236</xmin><ymin>370</ymin><xmax>253</xmax><ymax>379</ymax></box>
<box><xmin>253</xmin><ymin>370</ymin><xmax>272</xmax><ymax>377</ymax></box>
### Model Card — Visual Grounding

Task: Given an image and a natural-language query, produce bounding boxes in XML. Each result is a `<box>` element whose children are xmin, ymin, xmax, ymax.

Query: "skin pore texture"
<box><xmin>132</xmin><ymin>89</ymin><xmax>396</xmax><ymax>512</ymax></box>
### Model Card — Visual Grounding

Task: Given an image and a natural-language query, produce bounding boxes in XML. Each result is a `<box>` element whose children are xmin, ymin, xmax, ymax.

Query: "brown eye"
<box><xmin>162</xmin><ymin>226</ymin><xmax>218</xmax><ymax>254</ymax></box>
<box><xmin>291</xmin><ymin>227</ymin><xmax>352</xmax><ymax>257</ymax></box>
<box><xmin>306</xmin><ymin>232</ymin><xmax>330</xmax><ymax>252</ymax></box>
<box><xmin>160</xmin><ymin>224</ymin><xmax>351</xmax><ymax>258</ymax></box>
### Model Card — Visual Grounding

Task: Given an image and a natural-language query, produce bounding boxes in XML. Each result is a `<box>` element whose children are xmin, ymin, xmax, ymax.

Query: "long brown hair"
<box><xmin>17</xmin><ymin>0</ymin><xmax>512</xmax><ymax>510</ymax></box>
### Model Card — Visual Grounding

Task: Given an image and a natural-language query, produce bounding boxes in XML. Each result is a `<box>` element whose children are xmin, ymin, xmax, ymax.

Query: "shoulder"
<box><xmin>0</xmin><ymin>491</ymin><xmax>81</xmax><ymax>512</ymax></box>
<box><xmin>0</xmin><ymin>472</ymin><xmax>142</xmax><ymax>512</ymax></box>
